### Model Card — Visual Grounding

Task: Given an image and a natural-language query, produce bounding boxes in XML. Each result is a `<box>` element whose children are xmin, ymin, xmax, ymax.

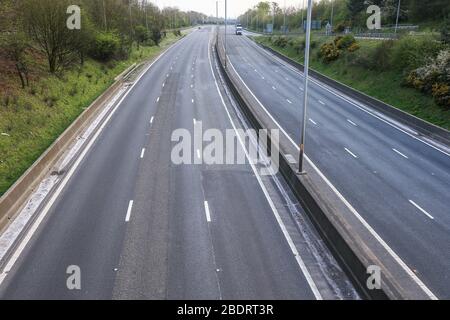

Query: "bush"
<box><xmin>273</xmin><ymin>36</ymin><xmax>288</xmax><ymax>48</ymax></box>
<box><xmin>333</xmin><ymin>22</ymin><xmax>346</xmax><ymax>33</ymax></box>
<box><xmin>407</xmin><ymin>50</ymin><xmax>450</xmax><ymax>109</ymax></box>
<box><xmin>319</xmin><ymin>43</ymin><xmax>340</xmax><ymax>63</ymax></box>
<box><xmin>347</xmin><ymin>42</ymin><xmax>360</xmax><ymax>52</ymax></box>
<box><xmin>391</xmin><ymin>36</ymin><xmax>443</xmax><ymax>73</ymax></box>
<box><xmin>173</xmin><ymin>30</ymin><xmax>182</xmax><ymax>37</ymax></box>
<box><xmin>441</xmin><ymin>15</ymin><xmax>450</xmax><ymax>45</ymax></box>
<box><xmin>335</xmin><ymin>35</ymin><xmax>356</xmax><ymax>50</ymax></box>
<box><xmin>370</xmin><ymin>40</ymin><xmax>394</xmax><ymax>71</ymax></box>
<box><xmin>89</xmin><ymin>32</ymin><xmax>120</xmax><ymax>61</ymax></box>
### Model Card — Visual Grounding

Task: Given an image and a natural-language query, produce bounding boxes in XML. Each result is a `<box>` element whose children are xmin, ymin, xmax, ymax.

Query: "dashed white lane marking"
<box><xmin>285</xmin><ymin>77</ymin><xmax>289</xmax><ymax>81</ymax></box>
<box><xmin>192</xmin><ymin>99</ymin><xmax>195</xmax><ymax>104</ymax></box>
<box><xmin>393</xmin><ymin>148</ymin><xmax>409</xmax><ymax>159</ymax></box>
<box><xmin>140</xmin><ymin>148</ymin><xmax>146</xmax><ymax>159</ymax></box>
<box><xmin>196</xmin><ymin>149</ymin><xmax>201</xmax><ymax>159</ymax></box>
<box><xmin>309</xmin><ymin>119</ymin><xmax>317</xmax><ymax>125</ymax></box>
<box><xmin>156</xmin><ymin>97</ymin><xmax>160</xmax><ymax>102</ymax></box>
<box><xmin>208</xmin><ymin>41</ymin><xmax>322</xmax><ymax>300</ymax></box>
<box><xmin>272</xmin><ymin>86</ymin><xmax>276</xmax><ymax>90</ymax></box>
<box><xmin>409</xmin><ymin>200</ymin><xmax>435</xmax><ymax>220</ymax></box>
<box><xmin>191</xmin><ymin>84</ymin><xmax>194</xmax><ymax>88</ymax></box>
<box><xmin>166</xmin><ymin>74</ymin><xmax>169</xmax><ymax>78</ymax></box>
<box><xmin>318</xmin><ymin>100</ymin><xmax>325</xmax><ymax>105</ymax></box>
<box><xmin>150</xmin><ymin>116</ymin><xmax>154</xmax><ymax>124</ymax></box>
<box><xmin>347</xmin><ymin>119</ymin><xmax>357</xmax><ymax>126</ymax></box>
<box><xmin>204</xmin><ymin>201</ymin><xmax>212</xmax><ymax>222</ymax></box>
<box><xmin>299</xmin><ymin>87</ymin><xmax>304</xmax><ymax>91</ymax></box>
<box><xmin>162</xmin><ymin>82</ymin><xmax>165</xmax><ymax>87</ymax></box>
<box><xmin>125</xmin><ymin>200</ymin><xmax>134</xmax><ymax>222</ymax></box>
<box><xmin>193</xmin><ymin>118</ymin><xmax>197</xmax><ymax>125</ymax></box>
<box><xmin>345</xmin><ymin>147</ymin><xmax>358</xmax><ymax>158</ymax></box>
<box><xmin>286</xmin><ymin>99</ymin><xmax>292</xmax><ymax>104</ymax></box>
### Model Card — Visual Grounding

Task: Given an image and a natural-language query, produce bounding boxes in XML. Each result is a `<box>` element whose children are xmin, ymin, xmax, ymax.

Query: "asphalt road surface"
<box><xmin>0</xmin><ymin>27</ymin><xmax>356</xmax><ymax>300</ymax></box>
<box><xmin>226</xmin><ymin>28</ymin><xmax>450</xmax><ymax>299</ymax></box>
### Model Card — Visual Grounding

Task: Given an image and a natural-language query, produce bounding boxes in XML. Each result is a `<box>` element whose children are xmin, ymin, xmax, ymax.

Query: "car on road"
<box><xmin>235</xmin><ymin>23</ymin><xmax>243</xmax><ymax>35</ymax></box>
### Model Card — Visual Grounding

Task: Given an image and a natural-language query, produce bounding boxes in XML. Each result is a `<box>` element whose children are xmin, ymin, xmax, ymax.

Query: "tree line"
<box><xmin>0</xmin><ymin>0</ymin><xmax>207</xmax><ymax>85</ymax></box>
<box><xmin>238</xmin><ymin>0</ymin><xmax>450</xmax><ymax>33</ymax></box>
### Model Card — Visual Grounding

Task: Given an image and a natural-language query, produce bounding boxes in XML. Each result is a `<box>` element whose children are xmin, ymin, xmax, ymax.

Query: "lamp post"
<box><xmin>298</xmin><ymin>0</ymin><xmax>313</xmax><ymax>174</ymax></box>
<box><xmin>224</xmin><ymin>0</ymin><xmax>227</xmax><ymax>68</ymax></box>
<box><xmin>395</xmin><ymin>0</ymin><xmax>401</xmax><ymax>34</ymax></box>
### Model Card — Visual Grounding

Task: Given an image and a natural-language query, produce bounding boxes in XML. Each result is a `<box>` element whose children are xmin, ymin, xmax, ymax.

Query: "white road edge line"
<box><xmin>344</xmin><ymin>147</ymin><xmax>358</xmax><ymax>159</ymax></box>
<box><xmin>0</xmin><ymin>34</ymin><xmax>189</xmax><ymax>286</ymax></box>
<box><xmin>140</xmin><ymin>148</ymin><xmax>146</xmax><ymax>159</ymax></box>
<box><xmin>226</xmin><ymin>50</ymin><xmax>438</xmax><ymax>300</ymax></box>
<box><xmin>208</xmin><ymin>39</ymin><xmax>323</xmax><ymax>300</ymax></box>
<box><xmin>409</xmin><ymin>200</ymin><xmax>435</xmax><ymax>220</ymax></box>
<box><xmin>393</xmin><ymin>148</ymin><xmax>409</xmax><ymax>159</ymax></box>
<box><xmin>204</xmin><ymin>201</ymin><xmax>212</xmax><ymax>222</ymax></box>
<box><xmin>125</xmin><ymin>200</ymin><xmax>134</xmax><ymax>222</ymax></box>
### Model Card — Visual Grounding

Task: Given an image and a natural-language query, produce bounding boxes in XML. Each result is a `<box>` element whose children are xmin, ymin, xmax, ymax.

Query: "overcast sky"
<box><xmin>154</xmin><ymin>0</ymin><xmax>308</xmax><ymax>19</ymax></box>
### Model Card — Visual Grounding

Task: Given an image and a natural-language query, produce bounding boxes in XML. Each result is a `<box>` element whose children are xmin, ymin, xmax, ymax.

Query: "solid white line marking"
<box><xmin>150</xmin><ymin>116</ymin><xmax>154</xmax><ymax>124</ymax></box>
<box><xmin>409</xmin><ymin>200</ymin><xmax>434</xmax><ymax>220</ymax></box>
<box><xmin>0</xmin><ymin>32</ymin><xmax>193</xmax><ymax>287</ymax></box>
<box><xmin>345</xmin><ymin>147</ymin><xmax>358</xmax><ymax>158</ymax></box>
<box><xmin>156</xmin><ymin>97</ymin><xmax>160</xmax><ymax>102</ymax></box>
<box><xmin>393</xmin><ymin>148</ymin><xmax>409</xmax><ymax>159</ymax></box>
<box><xmin>204</xmin><ymin>201</ymin><xmax>212</xmax><ymax>222</ymax></box>
<box><xmin>125</xmin><ymin>200</ymin><xmax>134</xmax><ymax>222</ymax></box>
<box><xmin>318</xmin><ymin>100</ymin><xmax>325</xmax><ymax>105</ymax></box>
<box><xmin>347</xmin><ymin>119</ymin><xmax>357</xmax><ymax>126</ymax></box>
<box><xmin>140</xmin><ymin>148</ymin><xmax>145</xmax><ymax>159</ymax></box>
<box><xmin>208</xmin><ymin>42</ymin><xmax>322</xmax><ymax>300</ymax></box>
<box><xmin>227</xmin><ymin>52</ymin><xmax>437</xmax><ymax>299</ymax></box>
<box><xmin>309</xmin><ymin>119</ymin><xmax>317</xmax><ymax>125</ymax></box>
<box><xmin>286</xmin><ymin>99</ymin><xmax>292</xmax><ymax>104</ymax></box>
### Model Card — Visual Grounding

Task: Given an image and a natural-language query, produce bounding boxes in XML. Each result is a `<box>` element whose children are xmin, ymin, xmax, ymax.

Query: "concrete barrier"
<box><xmin>215</xmin><ymin>30</ymin><xmax>435</xmax><ymax>300</ymax></box>
<box><xmin>0</xmin><ymin>79</ymin><xmax>123</xmax><ymax>232</ymax></box>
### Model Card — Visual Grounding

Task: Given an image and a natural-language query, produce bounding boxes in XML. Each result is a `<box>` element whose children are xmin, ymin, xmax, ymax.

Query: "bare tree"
<box><xmin>23</xmin><ymin>0</ymin><xmax>78</xmax><ymax>73</ymax></box>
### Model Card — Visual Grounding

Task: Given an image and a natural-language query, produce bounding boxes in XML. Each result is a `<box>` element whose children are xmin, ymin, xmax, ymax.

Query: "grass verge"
<box><xmin>254</xmin><ymin>36</ymin><xmax>450</xmax><ymax>131</ymax></box>
<box><xmin>0</xmin><ymin>33</ymin><xmax>181</xmax><ymax>196</ymax></box>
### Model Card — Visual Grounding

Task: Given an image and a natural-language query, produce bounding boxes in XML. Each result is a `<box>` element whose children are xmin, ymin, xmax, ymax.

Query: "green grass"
<box><xmin>254</xmin><ymin>36</ymin><xmax>450</xmax><ymax>131</ymax></box>
<box><xmin>0</xmin><ymin>33</ymin><xmax>181</xmax><ymax>196</ymax></box>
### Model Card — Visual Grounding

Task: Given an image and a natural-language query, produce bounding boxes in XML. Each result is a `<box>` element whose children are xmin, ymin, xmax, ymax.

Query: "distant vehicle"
<box><xmin>235</xmin><ymin>24</ymin><xmax>243</xmax><ymax>35</ymax></box>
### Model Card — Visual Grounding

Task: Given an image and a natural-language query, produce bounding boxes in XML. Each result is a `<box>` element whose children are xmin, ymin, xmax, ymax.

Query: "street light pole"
<box><xmin>102</xmin><ymin>0</ymin><xmax>107</xmax><ymax>31</ymax></box>
<box><xmin>301</xmin><ymin>0</ymin><xmax>305</xmax><ymax>33</ymax></box>
<box><xmin>283</xmin><ymin>0</ymin><xmax>286</xmax><ymax>34</ymax></box>
<box><xmin>224</xmin><ymin>0</ymin><xmax>227</xmax><ymax>68</ymax></box>
<box><xmin>395</xmin><ymin>0</ymin><xmax>401</xmax><ymax>34</ymax></box>
<box><xmin>298</xmin><ymin>0</ymin><xmax>313</xmax><ymax>174</ymax></box>
<box><xmin>330</xmin><ymin>0</ymin><xmax>334</xmax><ymax>31</ymax></box>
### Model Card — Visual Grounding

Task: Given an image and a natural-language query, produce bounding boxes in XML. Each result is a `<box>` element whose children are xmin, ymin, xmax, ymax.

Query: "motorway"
<box><xmin>225</xmin><ymin>28</ymin><xmax>450</xmax><ymax>298</ymax></box>
<box><xmin>0</xmin><ymin>27</ymin><xmax>356</xmax><ymax>299</ymax></box>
